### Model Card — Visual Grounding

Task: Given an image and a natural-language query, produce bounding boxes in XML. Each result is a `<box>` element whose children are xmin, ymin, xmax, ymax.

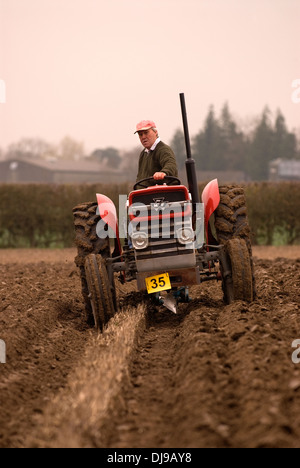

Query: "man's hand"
<box><xmin>153</xmin><ymin>172</ymin><xmax>166</xmax><ymax>180</ymax></box>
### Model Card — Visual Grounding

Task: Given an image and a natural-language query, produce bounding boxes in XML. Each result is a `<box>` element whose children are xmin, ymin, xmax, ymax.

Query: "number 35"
<box><xmin>151</xmin><ymin>277</ymin><xmax>166</xmax><ymax>289</ymax></box>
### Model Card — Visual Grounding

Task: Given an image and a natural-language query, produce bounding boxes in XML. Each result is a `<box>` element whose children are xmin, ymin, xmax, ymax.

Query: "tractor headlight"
<box><xmin>176</xmin><ymin>227</ymin><xmax>194</xmax><ymax>245</ymax></box>
<box><xmin>131</xmin><ymin>232</ymin><xmax>149</xmax><ymax>250</ymax></box>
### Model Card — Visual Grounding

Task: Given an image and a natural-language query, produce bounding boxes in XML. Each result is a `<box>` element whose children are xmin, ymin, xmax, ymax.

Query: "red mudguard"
<box><xmin>96</xmin><ymin>193</ymin><xmax>122</xmax><ymax>256</ymax></box>
<box><xmin>201</xmin><ymin>179</ymin><xmax>220</xmax><ymax>243</ymax></box>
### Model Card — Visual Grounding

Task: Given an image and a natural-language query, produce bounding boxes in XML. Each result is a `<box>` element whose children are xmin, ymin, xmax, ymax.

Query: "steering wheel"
<box><xmin>134</xmin><ymin>176</ymin><xmax>181</xmax><ymax>190</ymax></box>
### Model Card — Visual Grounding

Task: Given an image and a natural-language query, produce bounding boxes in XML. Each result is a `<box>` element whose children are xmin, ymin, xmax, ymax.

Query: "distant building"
<box><xmin>0</xmin><ymin>158</ymin><xmax>132</xmax><ymax>184</ymax></box>
<box><xmin>0</xmin><ymin>157</ymin><xmax>249</xmax><ymax>185</ymax></box>
<box><xmin>269</xmin><ymin>159</ymin><xmax>300</xmax><ymax>181</ymax></box>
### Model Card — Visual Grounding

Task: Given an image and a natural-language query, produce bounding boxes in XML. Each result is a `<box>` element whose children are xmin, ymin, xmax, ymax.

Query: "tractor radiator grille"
<box><xmin>134</xmin><ymin>216</ymin><xmax>196</xmax><ymax>272</ymax></box>
<box><xmin>135</xmin><ymin>220</ymin><xmax>194</xmax><ymax>260</ymax></box>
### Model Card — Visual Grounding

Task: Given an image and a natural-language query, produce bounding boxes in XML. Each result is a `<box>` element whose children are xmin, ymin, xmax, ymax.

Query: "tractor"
<box><xmin>73</xmin><ymin>94</ymin><xmax>255</xmax><ymax>331</ymax></box>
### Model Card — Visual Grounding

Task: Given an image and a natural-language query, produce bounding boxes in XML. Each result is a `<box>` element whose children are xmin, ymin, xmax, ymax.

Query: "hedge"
<box><xmin>244</xmin><ymin>182</ymin><xmax>300</xmax><ymax>245</ymax></box>
<box><xmin>0</xmin><ymin>182</ymin><xmax>299</xmax><ymax>248</ymax></box>
<box><xmin>0</xmin><ymin>183</ymin><xmax>131</xmax><ymax>248</ymax></box>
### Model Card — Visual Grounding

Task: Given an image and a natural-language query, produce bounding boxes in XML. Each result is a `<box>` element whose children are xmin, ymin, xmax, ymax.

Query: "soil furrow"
<box><xmin>108</xmin><ymin>310</ymin><xmax>185</xmax><ymax>448</ymax></box>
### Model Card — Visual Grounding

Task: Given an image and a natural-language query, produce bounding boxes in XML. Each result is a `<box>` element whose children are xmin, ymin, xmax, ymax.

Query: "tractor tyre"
<box><xmin>84</xmin><ymin>254</ymin><xmax>115</xmax><ymax>332</ymax></box>
<box><xmin>214</xmin><ymin>184</ymin><xmax>256</xmax><ymax>298</ymax></box>
<box><xmin>73</xmin><ymin>201</ymin><xmax>111</xmax><ymax>326</ymax></box>
<box><xmin>214</xmin><ymin>185</ymin><xmax>251</xmax><ymax>250</ymax></box>
<box><xmin>222</xmin><ymin>238</ymin><xmax>254</xmax><ymax>304</ymax></box>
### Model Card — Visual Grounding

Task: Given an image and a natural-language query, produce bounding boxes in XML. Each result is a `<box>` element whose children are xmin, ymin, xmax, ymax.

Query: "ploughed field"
<box><xmin>0</xmin><ymin>246</ymin><xmax>300</xmax><ymax>448</ymax></box>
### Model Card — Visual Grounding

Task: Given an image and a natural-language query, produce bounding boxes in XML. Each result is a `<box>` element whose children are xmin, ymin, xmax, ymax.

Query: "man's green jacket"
<box><xmin>136</xmin><ymin>141</ymin><xmax>178</xmax><ymax>186</ymax></box>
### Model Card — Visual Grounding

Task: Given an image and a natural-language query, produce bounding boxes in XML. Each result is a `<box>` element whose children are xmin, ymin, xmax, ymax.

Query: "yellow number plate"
<box><xmin>145</xmin><ymin>273</ymin><xmax>171</xmax><ymax>294</ymax></box>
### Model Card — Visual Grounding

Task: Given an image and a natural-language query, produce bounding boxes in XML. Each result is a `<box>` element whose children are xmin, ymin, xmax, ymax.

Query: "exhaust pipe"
<box><xmin>179</xmin><ymin>93</ymin><xmax>200</xmax><ymax>213</ymax></box>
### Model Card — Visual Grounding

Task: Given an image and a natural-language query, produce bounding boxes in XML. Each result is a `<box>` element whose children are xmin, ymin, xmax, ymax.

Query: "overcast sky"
<box><xmin>0</xmin><ymin>0</ymin><xmax>299</xmax><ymax>153</ymax></box>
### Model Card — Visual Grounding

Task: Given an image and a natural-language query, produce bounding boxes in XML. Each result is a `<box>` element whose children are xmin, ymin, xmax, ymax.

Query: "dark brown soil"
<box><xmin>0</xmin><ymin>247</ymin><xmax>300</xmax><ymax>448</ymax></box>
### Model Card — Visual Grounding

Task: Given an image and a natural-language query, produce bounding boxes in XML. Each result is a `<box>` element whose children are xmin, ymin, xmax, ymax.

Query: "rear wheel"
<box><xmin>214</xmin><ymin>184</ymin><xmax>256</xmax><ymax>300</ymax></box>
<box><xmin>73</xmin><ymin>201</ymin><xmax>111</xmax><ymax>325</ymax></box>
<box><xmin>214</xmin><ymin>185</ymin><xmax>251</xmax><ymax>250</ymax></box>
<box><xmin>85</xmin><ymin>254</ymin><xmax>115</xmax><ymax>332</ymax></box>
<box><xmin>221</xmin><ymin>238</ymin><xmax>254</xmax><ymax>304</ymax></box>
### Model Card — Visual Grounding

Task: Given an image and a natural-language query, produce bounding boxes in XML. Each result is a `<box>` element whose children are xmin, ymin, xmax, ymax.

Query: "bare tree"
<box><xmin>6</xmin><ymin>138</ymin><xmax>56</xmax><ymax>160</ymax></box>
<box><xmin>57</xmin><ymin>136</ymin><xmax>85</xmax><ymax>160</ymax></box>
<box><xmin>120</xmin><ymin>146</ymin><xmax>141</xmax><ymax>174</ymax></box>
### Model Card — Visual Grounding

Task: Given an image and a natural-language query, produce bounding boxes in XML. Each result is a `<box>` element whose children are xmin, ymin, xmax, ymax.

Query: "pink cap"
<box><xmin>134</xmin><ymin>120</ymin><xmax>156</xmax><ymax>134</ymax></box>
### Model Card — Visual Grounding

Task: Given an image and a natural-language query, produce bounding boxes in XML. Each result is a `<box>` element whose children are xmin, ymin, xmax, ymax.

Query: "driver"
<box><xmin>134</xmin><ymin>120</ymin><xmax>178</xmax><ymax>188</ymax></box>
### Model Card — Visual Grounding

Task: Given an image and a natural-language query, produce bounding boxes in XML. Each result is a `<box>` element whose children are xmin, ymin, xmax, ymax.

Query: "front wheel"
<box><xmin>84</xmin><ymin>254</ymin><xmax>115</xmax><ymax>332</ymax></box>
<box><xmin>221</xmin><ymin>238</ymin><xmax>254</xmax><ymax>304</ymax></box>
